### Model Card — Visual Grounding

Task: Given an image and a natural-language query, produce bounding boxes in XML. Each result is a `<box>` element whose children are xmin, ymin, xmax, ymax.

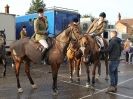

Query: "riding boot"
<box><xmin>100</xmin><ymin>47</ymin><xmax>105</xmax><ymax>60</ymax></box>
<box><xmin>41</xmin><ymin>48</ymin><xmax>49</xmax><ymax>64</ymax></box>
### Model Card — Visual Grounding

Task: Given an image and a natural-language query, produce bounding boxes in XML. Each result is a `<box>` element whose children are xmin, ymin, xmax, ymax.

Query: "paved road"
<box><xmin>0</xmin><ymin>59</ymin><xmax>133</xmax><ymax>99</ymax></box>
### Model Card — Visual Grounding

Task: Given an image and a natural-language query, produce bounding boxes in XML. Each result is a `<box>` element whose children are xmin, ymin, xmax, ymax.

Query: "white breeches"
<box><xmin>39</xmin><ymin>39</ymin><xmax>48</xmax><ymax>48</ymax></box>
<box><xmin>95</xmin><ymin>36</ymin><xmax>104</xmax><ymax>47</ymax></box>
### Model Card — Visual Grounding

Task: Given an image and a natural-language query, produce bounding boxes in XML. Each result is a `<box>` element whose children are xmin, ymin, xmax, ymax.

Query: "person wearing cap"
<box><xmin>68</xmin><ymin>18</ymin><xmax>81</xmax><ymax>40</ymax></box>
<box><xmin>20</xmin><ymin>25</ymin><xmax>27</xmax><ymax>39</ymax></box>
<box><xmin>34</xmin><ymin>8</ymin><xmax>48</xmax><ymax>53</ymax></box>
<box><xmin>86</xmin><ymin>12</ymin><xmax>107</xmax><ymax>51</ymax></box>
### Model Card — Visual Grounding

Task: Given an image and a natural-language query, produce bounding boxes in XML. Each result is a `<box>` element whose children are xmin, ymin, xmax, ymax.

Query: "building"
<box><xmin>115</xmin><ymin>13</ymin><xmax>133</xmax><ymax>39</ymax></box>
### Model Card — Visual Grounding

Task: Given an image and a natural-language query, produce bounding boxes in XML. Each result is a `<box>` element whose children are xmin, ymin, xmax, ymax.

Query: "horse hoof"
<box><xmin>85</xmin><ymin>83</ymin><xmax>91</xmax><ymax>88</ymax></box>
<box><xmin>32</xmin><ymin>84</ymin><xmax>37</xmax><ymax>89</ymax></box>
<box><xmin>90</xmin><ymin>86</ymin><xmax>95</xmax><ymax>90</ymax></box>
<box><xmin>12</xmin><ymin>63</ymin><xmax>15</xmax><ymax>68</ymax></box>
<box><xmin>18</xmin><ymin>88</ymin><xmax>23</xmax><ymax>93</ymax></box>
<box><xmin>105</xmin><ymin>76</ymin><xmax>109</xmax><ymax>80</ymax></box>
<box><xmin>53</xmin><ymin>90</ymin><xmax>58</xmax><ymax>95</ymax></box>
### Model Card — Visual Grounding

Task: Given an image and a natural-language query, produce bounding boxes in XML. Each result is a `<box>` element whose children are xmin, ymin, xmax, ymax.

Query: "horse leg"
<box><xmin>92</xmin><ymin>60</ymin><xmax>99</xmax><ymax>85</ymax></box>
<box><xmin>51</xmin><ymin>63</ymin><xmax>60</xmax><ymax>95</ymax></box>
<box><xmin>84</xmin><ymin>62</ymin><xmax>91</xmax><ymax>88</ymax></box>
<box><xmin>96</xmin><ymin>62</ymin><xmax>101</xmax><ymax>80</ymax></box>
<box><xmin>24</xmin><ymin>62</ymin><xmax>37</xmax><ymax>89</ymax></box>
<box><xmin>69</xmin><ymin>59</ymin><xmax>74</xmax><ymax>82</ymax></box>
<box><xmin>76</xmin><ymin>59</ymin><xmax>81</xmax><ymax>82</ymax></box>
<box><xmin>2</xmin><ymin>58</ymin><xmax>6</xmax><ymax>77</ymax></box>
<box><xmin>104</xmin><ymin>53</ymin><xmax>109</xmax><ymax>80</ymax></box>
<box><xmin>14</xmin><ymin>61</ymin><xmax>23</xmax><ymax>93</ymax></box>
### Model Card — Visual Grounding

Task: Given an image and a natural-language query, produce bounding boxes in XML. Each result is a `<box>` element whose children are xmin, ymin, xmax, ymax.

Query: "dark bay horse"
<box><xmin>79</xmin><ymin>34</ymin><xmax>108</xmax><ymax>87</ymax></box>
<box><xmin>0</xmin><ymin>29</ymin><xmax>6</xmax><ymax>77</ymax></box>
<box><xmin>10</xmin><ymin>24</ymin><xmax>80</xmax><ymax>94</ymax></box>
<box><xmin>66</xmin><ymin>40</ymin><xmax>82</xmax><ymax>82</ymax></box>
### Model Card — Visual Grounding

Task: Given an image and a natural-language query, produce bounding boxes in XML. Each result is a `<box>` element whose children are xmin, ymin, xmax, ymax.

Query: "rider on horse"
<box><xmin>34</xmin><ymin>8</ymin><xmax>48</xmax><ymax>53</ymax></box>
<box><xmin>19</xmin><ymin>25</ymin><xmax>27</xmax><ymax>39</ymax></box>
<box><xmin>68</xmin><ymin>18</ymin><xmax>81</xmax><ymax>40</ymax></box>
<box><xmin>86</xmin><ymin>12</ymin><xmax>107</xmax><ymax>51</ymax></box>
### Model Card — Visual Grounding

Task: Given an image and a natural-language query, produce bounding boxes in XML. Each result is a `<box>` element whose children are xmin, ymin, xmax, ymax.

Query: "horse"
<box><xmin>10</xmin><ymin>24</ymin><xmax>80</xmax><ymax>94</ymax></box>
<box><xmin>66</xmin><ymin>39</ymin><xmax>83</xmax><ymax>82</ymax></box>
<box><xmin>79</xmin><ymin>34</ymin><xmax>108</xmax><ymax>87</ymax></box>
<box><xmin>0</xmin><ymin>29</ymin><xmax>6</xmax><ymax>77</ymax></box>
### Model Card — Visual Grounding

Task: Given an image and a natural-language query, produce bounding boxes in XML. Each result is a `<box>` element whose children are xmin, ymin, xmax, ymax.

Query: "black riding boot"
<box><xmin>100</xmin><ymin>47</ymin><xmax>105</xmax><ymax>60</ymax></box>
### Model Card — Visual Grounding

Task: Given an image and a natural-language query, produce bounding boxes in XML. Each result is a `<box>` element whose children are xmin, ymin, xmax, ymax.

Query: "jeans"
<box><xmin>109</xmin><ymin>60</ymin><xmax>120</xmax><ymax>86</ymax></box>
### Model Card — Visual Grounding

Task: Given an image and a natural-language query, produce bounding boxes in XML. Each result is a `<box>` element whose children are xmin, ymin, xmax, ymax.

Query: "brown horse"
<box><xmin>0</xmin><ymin>29</ymin><xmax>6</xmax><ymax>77</ymax></box>
<box><xmin>66</xmin><ymin>40</ymin><xmax>82</xmax><ymax>82</ymax></box>
<box><xmin>79</xmin><ymin>34</ymin><xmax>108</xmax><ymax>87</ymax></box>
<box><xmin>10</xmin><ymin>24</ymin><xmax>80</xmax><ymax>94</ymax></box>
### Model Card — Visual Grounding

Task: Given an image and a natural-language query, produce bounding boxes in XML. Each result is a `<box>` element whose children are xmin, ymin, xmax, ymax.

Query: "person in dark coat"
<box><xmin>106</xmin><ymin>31</ymin><xmax>122</xmax><ymax>93</ymax></box>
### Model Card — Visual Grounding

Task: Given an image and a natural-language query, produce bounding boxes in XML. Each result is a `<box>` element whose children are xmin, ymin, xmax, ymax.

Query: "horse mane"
<box><xmin>53</xmin><ymin>26</ymin><xmax>70</xmax><ymax>38</ymax></box>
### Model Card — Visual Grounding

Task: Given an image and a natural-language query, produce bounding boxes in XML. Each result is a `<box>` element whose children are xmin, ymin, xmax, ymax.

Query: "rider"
<box><xmin>69</xmin><ymin>18</ymin><xmax>81</xmax><ymax>40</ymax></box>
<box><xmin>34</xmin><ymin>8</ymin><xmax>48</xmax><ymax>53</ymax></box>
<box><xmin>19</xmin><ymin>25</ymin><xmax>27</xmax><ymax>39</ymax></box>
<box><xmin>86</xmin><ymin>12</ymin><xmax>107</xmax><ymax>51</ymax></box>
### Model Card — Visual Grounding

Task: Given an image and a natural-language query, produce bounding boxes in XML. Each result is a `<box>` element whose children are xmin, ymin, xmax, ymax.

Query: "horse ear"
<box><xmin>3</xmin><ymin>29</ymin><xmax>5</xmax><ymax>32</ymax></box>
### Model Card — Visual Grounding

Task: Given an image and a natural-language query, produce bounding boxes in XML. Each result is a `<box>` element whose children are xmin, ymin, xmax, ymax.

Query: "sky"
<box><xmin>0</xmin><ymin>0</ymin><xmax>133</xmax><ymax>24</ymax></box>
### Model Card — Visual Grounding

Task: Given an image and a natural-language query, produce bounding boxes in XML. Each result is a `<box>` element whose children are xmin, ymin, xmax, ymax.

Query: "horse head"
<box><xmin>79</xmin><ymin>34</ymin><xmax>93</xmax><ymax>62</ymax></box>
<box><xmin>56</xmin><ymin>23</ymin><xmax>80</xmax><ymax>44</ymax></box>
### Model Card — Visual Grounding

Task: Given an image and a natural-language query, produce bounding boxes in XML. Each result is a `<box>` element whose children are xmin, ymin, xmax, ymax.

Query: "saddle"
<box><xmin>30</xmin><ymin>37</ymin><xmax>54</xmax><ymax>53</ymax></box>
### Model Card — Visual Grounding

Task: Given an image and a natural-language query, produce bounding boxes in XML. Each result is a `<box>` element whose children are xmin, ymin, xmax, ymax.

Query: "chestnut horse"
<box><xmin>10</xmin><ymin>24</ymin><xmax>80</xmax><ymax>94</ymax></box>
<box><xmin>0</xmin><ymin>29</ymin><xmax>6</xmax><ymax>77</ymax></box>
<box><xmin>79</xmin><ymin>34</ymin><xmax>108</xmax><ymax>87</ymax></box>
<box><xmin>66</xmin><ymin>40</ymin><xmax>82</xmax><ymax>82</ymax></box>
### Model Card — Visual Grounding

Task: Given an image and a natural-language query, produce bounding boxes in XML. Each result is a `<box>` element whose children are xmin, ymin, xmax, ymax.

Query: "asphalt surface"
<box><xmin>0</xmin><ymin>57</ymin><xmax>133</xmax><ymax>99</ymax></box>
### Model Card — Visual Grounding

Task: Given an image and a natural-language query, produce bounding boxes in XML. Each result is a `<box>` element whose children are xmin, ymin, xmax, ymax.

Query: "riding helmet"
<box><xmin>99</xmin><ymin>12</ymin><xmax>106</xmax><ymax>18</ymax></box>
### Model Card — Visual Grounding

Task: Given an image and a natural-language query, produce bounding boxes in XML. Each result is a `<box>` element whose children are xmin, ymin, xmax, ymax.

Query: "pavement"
<box><xmin>0</xmin><ymin>57</ymin><xmax>133</xmax><ymax>99</ymax></box>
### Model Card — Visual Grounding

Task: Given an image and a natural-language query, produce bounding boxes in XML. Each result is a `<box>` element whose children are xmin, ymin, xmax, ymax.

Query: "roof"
<box><xmin>116</xmin><ymin>19</ymin><xmax>133</xmax><ymax>27</ymax></box>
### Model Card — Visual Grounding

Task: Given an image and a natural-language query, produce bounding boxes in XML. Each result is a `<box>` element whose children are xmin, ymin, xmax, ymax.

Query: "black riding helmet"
<box><xmin>73</xmin><ymin>18</ymin><xmax>79</xmax><ymax>23</ymax></box>
<box><xmin>37</xmin><ymin>8</ymin><xmax>44</xmax><ymax>13</ymax></box>
<box><xmin>99</xmin><ymin>12</ymin><xmax>106</xmax><ymax>18</ymax></box>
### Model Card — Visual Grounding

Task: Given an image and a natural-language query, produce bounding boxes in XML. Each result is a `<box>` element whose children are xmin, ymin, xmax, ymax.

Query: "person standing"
<box><xmin>124</xmin><ymin>38</ymin><xmax>131</xmax><ymax>64</ymax></box>
<box><xmin>106</xmin><ymin>31</ymin><xmax>122</xmax><ymax>92</ymax></box>
<box><xmin>20</xmin><ymin>25</ymin><xmax>27</xmax><ymax>39</ymax></box>
<box><xmin>34</xmin><ymin>8</ymin><xmax>48</xmax><ymax>53</ymax></box>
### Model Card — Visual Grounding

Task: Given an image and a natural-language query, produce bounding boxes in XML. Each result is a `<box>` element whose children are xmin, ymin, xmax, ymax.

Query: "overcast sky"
<box><xmin>0</xmin><ymin>0</ymin><xmax>133</xmax><ymax>24</ymax></box>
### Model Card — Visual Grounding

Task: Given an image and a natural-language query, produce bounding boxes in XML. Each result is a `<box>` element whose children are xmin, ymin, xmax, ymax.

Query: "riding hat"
<box><xmin>99</xmin><ymin>12</ymin><xmax>106</xmax><ymax>18</ymax></box>
<box><xmin>37</xmin><ymin>8</ymin><xmax>44</xmax><ymax>13</ymax></box>
<box><xmin>73</xmin><ymin>18</ymin><xmax>79</xmax><ymax>23</ymax></box>
<box><xmin>22</xmin><ymin>25</ymin><xmax>26</xmax><ymax>28</ymax></box>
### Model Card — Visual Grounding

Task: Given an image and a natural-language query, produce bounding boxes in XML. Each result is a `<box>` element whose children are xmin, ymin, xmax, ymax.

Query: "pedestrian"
<box><xmin>19</xmin><ymin>25</ymin><xmax>27</xmax><ymax>39</ymax></box>
<box><xmin>86</xmin><ymin>12</ymin><xmax>107</xmax><ymax>51</ymax></box>
<box><xmin>106</xmin><ymin>31</ymin><xmax>122</xmax><ymax>93</ymax></box>
<box><xmin>123</xmin><ymin>38</ymin><xmax>131</xmax><ymax>64</ymax></box>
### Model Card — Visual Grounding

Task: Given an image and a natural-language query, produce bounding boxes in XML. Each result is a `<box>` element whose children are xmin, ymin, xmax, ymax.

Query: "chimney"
<box><xmin>118</xmin><ymin>13</ymin><xmax>121</xmax><ymax>21</ymax></box>
<box><xmin>5</xmin><ymin>4</ymin><xmax>9</xmax><ymax>14</ymax></box>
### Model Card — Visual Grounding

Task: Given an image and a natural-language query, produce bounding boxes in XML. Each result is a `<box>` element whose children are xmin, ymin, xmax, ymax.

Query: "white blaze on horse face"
<box><xmin>80</xmin><ymin>46</ymin><xmax>85</xmax><ymax>55</ymax></box>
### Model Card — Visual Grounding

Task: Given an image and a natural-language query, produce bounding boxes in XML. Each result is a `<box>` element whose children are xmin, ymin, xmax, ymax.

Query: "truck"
<box><xmin>0</xmin><ymin>13</ymin><xmax>16</xmax><ymax>52</ymax></box>
<box><xmin>16</xmin><ymin>7</ymin><xmax>80</xmax><ymax>39</ymax></box>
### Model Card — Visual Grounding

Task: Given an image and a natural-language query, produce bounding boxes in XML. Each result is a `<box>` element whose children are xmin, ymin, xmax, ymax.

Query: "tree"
<box><xmin>27</xmin><ymin>0</ymin><xmax>46</xmax><ymax>14</ymax></box>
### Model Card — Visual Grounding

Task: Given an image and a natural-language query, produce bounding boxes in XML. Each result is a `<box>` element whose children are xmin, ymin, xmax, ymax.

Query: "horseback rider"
<box><xmin>68</xmin><ymin>18</ymin><xmax>81</xmax><ymax>40</ymax></box>
<box><xmin>86</xmin><ymin>12</ymin><xmax>107</xmax><ymax>51</ymax></box>
<box><xmin>19</xmin><ymin>25</ymin><xmax>27</xmax><ymax>39</ymax></box>
<box><xmin>34</xmin><ymin>8</ymin><xmax>48</xmax><ymax>53</ymax></box>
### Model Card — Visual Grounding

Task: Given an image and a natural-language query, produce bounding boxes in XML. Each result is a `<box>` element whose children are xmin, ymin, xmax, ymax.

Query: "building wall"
<box><xmin>115</xmin><ymin>22</ymin><xmax>127</xmax><ymax>33</ymax></box>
